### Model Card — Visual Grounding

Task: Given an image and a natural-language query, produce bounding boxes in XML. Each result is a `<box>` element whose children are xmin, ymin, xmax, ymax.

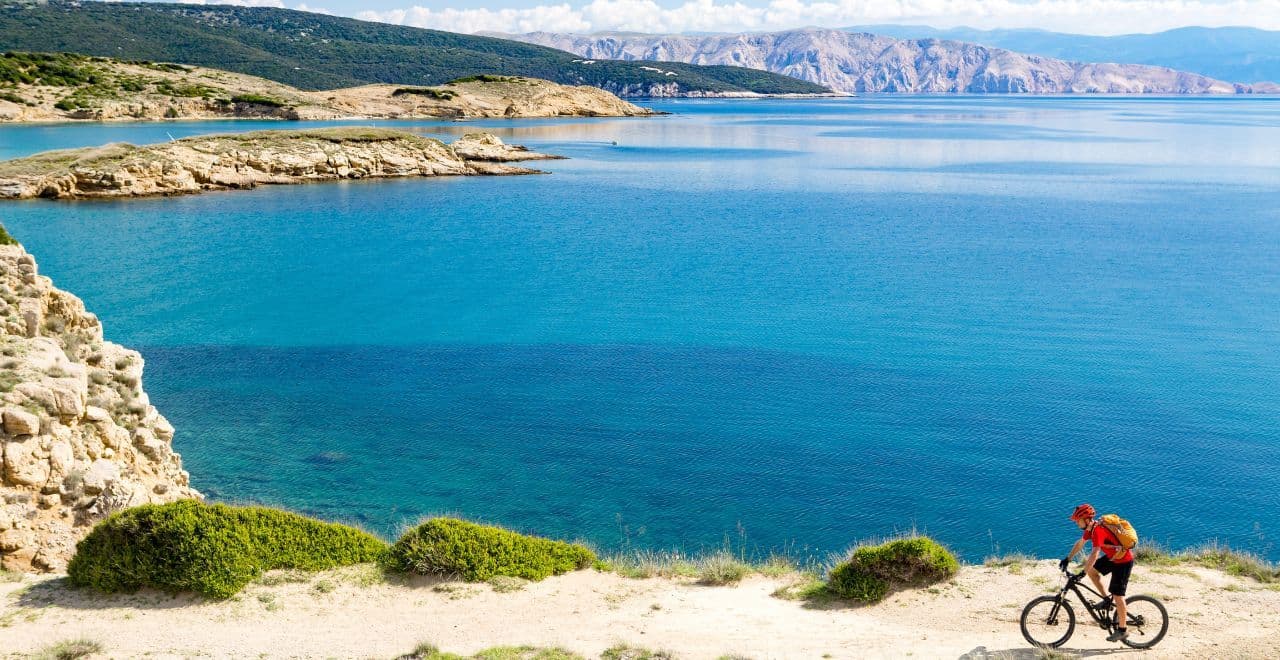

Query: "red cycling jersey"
<box><xmin>1083</xmin><ymin>521</ymin><xmax>1133</xmax><ymax>563</ymax></box>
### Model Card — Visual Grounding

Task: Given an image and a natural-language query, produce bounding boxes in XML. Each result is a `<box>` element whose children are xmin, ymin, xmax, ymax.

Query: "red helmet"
<box><xmin>1070</xmin><ymin>503</ymin><xmax>1096</xmax><ymax>521</ymax></box>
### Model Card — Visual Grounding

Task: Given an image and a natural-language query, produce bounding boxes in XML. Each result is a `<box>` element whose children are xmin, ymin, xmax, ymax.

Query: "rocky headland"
<box><xmin>0</xmin><ymin>238</ymin><xmax>198</xmax><ymax>573</ymax></box>
<box><xmin>0</xmin><ymin>129</ymin><xmax>559</xmax><ymax>200</ymax></box>
<box><xmin>507</xmin><ymin>29</ymin><xmax>1280</xmax><ymax>94</ymax></box>
<box><xmin>0</xmin><ymin>54</ymin><xmax>655</xmax><ymax>123</ymax></box>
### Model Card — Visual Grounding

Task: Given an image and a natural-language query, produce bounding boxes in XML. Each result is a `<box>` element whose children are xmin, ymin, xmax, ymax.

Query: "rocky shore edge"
<box><xmin>0</xmin><ymin>237</ymin><xmax>198</xmax><ymax>574</ymax></box>
<box><xmin>0</xmin><ymin>54</ymin><xmax>657</xmax><ymax>123</ymax></box>
<box><xmin>0</xmin><ymin>129</ymin><xmax>560</xmax><ymax>200</ymax></box>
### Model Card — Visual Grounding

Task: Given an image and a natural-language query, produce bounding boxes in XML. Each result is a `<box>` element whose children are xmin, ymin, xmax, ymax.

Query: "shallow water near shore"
<box><xmin>5</xmin><ymin>97</ymin><xmax>1280</xmax><ymax>561</ymax></box>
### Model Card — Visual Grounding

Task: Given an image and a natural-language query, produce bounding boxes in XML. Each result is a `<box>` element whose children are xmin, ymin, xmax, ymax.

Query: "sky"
<box><xmin>151</xmin><ymin>0</ymin><xmax>1280</xmax><ymax>36</ymax></box>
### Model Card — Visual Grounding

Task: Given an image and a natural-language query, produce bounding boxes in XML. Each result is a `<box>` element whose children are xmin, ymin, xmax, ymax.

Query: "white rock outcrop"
<box><xmin>0</xmin><ymin>129</ymin><xmax>560</xmax><ymax>200</ymax></box>
<box><xmin>0</xmin><ymin>243</ymin><xmax>199</xmax><ymax>573</ymax></box>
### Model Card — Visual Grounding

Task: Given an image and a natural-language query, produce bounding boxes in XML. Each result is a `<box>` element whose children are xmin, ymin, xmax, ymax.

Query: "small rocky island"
<box><xmin>0</xmin><ymin>53</ymin><xmax>656</xmax><ymax>122</ymax></box>
<box><xmin>0</xmin><ymin>128</ymin><xmax>561</xmax><ymax>199</ymax></box>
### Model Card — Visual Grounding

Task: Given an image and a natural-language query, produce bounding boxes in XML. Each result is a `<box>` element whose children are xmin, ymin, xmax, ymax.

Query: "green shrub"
<box><xmin>447</xmin><ymin>75</ymin><xmax>522</xmax><ymax>85</ymax></box>
<box><xmin>66</xmin><ymin>500</ymin><xmax>388</xmax><ymax>598</ymax></box>
<box><xmin>0</xmin><ymin>223</ymin><xmax>17</xmax><ymax>246</ymax></box>
<box><xmin>230</xmin><ymin>93</ymin><xmax>287</xmax><ymax>107</ymax></box>
<box><xmin>384</xmin><ymin>517</ymin><xmax>595</xmax><ymax>582</ymax></box>
<box><xmin>827</xmin><ymin>536</ymin><xmax>958</xmax><ymax>603</ymax></box>
<box><xmin>392</xmin><ymin>87</ymin><xmax>457</xmax><ymax>100</ymax></box>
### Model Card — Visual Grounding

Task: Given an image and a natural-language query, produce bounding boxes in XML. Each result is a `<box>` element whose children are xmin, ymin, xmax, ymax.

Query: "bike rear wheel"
<box><xmin>1020</xmin><ymin>595</ymin><xmax>1076</xmax><ymax>649</ymax></box>
<box><xmin>1120</xmin><ymin>595</ymin><xmax>1169</xmax><ymax>649</ymax></box>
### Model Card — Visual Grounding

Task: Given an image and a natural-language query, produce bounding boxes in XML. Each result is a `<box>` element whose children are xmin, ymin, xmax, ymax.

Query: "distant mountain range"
<box><xmin>844</xmin><ymin>25</ymin><xmax>1280</xmax><ymax>85</ymax></box>
<box><xmin>0</xmin><ymin>1</ymin><xmax>826</xmax><ymax>97</ymax></box>
<box><xmin>506</xmin><ymin>29</ymin><xmax>1280</xmax><ymax>94</ymax></box>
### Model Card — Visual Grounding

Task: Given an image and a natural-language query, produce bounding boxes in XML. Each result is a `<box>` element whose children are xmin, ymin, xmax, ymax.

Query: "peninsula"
<box><xmin>0</xmin><ymin>128</ymin><xmax>559</xmax><ymax>200</ymax></box>
<box><xmin>0</xmin><ymin>53</ymin><xmax>655</xmax><ymax>122</ymax></box>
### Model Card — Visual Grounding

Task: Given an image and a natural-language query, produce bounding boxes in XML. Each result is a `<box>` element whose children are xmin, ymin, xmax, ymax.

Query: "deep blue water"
<box><xmin>4</xmin><ymin>97</ymin><xmax>1280</xmax><ymax>562</ymax></box>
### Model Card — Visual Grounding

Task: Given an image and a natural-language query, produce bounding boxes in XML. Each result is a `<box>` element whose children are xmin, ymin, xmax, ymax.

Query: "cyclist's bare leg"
<box><xmin>1086</xmin><ymin>564</ymin><xmax>1107</xmax><ymax>597</ymax></box>
<box><xmin>1114</xmin><ymin>594</ymin><xmax>1127</xmax><ymax>627</ymax></box>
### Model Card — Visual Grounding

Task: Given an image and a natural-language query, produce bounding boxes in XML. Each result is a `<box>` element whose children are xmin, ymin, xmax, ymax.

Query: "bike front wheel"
<box><xmin>1020</xmin><ymin>595</ymin><xmax>1076</xmax><ymax>649</ymax></box>
<box><xmin>1121</xmin><ymin>595</ymin><xmax>1169</xmax><ymax>649</ymax></box>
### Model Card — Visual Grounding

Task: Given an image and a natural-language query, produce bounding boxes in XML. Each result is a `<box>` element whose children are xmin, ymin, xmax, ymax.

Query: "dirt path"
<box><xmin>2</xmin><ymin>561</ymin><xmax>1277</xmax><ymax>659</ymax></box>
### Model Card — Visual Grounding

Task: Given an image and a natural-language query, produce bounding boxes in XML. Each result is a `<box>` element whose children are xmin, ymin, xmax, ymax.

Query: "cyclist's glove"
<box><xmin>1058</xmin><ymin>557</ymin><xmax>1070</xmax><ymax>572</ymax></box>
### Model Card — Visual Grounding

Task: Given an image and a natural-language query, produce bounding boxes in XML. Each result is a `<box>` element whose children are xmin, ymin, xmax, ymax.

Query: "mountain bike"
<box><xmin>1020</xmin><ymin>568</ymin><xmax>1169</xmax><ymax>649</ymax></box>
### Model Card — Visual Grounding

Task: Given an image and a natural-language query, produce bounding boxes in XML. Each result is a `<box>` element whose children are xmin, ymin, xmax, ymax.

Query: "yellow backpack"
<box><xmin>1100</xmin><ymin>513</ymin><xmax>1139</xmax><ymax>550</ymax></box>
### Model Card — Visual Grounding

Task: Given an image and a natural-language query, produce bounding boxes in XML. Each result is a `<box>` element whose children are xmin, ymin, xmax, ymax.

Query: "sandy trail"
<box><xmin>2</xmin><ymin>561</ymin><xmax>1277</xmax><ymax>659</ymax></box>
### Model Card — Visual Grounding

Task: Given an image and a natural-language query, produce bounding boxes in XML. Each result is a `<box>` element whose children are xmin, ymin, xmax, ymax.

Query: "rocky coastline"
<box><xmin>0</xmin><ymin>55</ymin><xmax>656</xmax><ymax>123</ymax></box>
<box><xmin>0</xmin><ymin>129</ymin><xmax>559</xmax><ymax>200</ymax></box>
<box><xmin>0</xmin><ymin>240</ymin><xmax>199</xmax><ymax>573</ymax></box>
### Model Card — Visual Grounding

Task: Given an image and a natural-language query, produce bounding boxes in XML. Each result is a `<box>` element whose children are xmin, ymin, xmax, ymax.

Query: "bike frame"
<box><xmin>1050</xmin><ymin>571</ymin><xmax>1117</xmax><ymax>631</ymax></box>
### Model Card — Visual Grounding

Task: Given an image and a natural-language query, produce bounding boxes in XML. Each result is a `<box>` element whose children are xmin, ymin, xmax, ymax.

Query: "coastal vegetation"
<box><xmin>0</xmin><ymin>2</ymin><xmax>828</xmax><ymax>96</ymax></box>
<box><xmin>27</xmin><ymin>638</ymin><xmax>104</xmax><ymax>660</ymax></box>
<box><xmin>229</xmin><ymin>92</ymin><xmax>287</xmax><ymax>107</ymax></box>
<box><xmin>383</xmin><ymin>517</ymin><xmax>596</xmax><ymax>581</ymax></box>
<box><xmin>392</xmin><ymin>87</ymin><xmax>458</xmax><ymax>100</ymax></box>
<box><xmin>402</xmin><ymin>643</ymin><xmax>588</xmax><ymax>659</ymax></box>
<box><xmin>826</xmin><ymin>536</ymin><xmax>960</xmax><ymax>603</ymax></box>
<box><xmin>1134</xmin><ymin>542</ymin><xmax>1280</xmax><ymax>583</ymax></box>
<box><xmin>0</xmin><ymin>51</ymin><xmax>231</xmax><ymax>113</ymax></box>
<box><xmin>0</xmin><ymin>54</ymin><xmax>654</xmax><ymax>121</ymax></box>
<box><xmin>66</xmin><ymin>501</ymin><xmax>388</xmax><ymax>598</ymax></box>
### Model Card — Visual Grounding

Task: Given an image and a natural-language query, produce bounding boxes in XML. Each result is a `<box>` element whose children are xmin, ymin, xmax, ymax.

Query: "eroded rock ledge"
<box><xmin>0</xmin><ymin>129</ymin><xmax>560</xmax><ymax>200</ymax></box>
<box><xmin>0</xmin><ymin>243</ymin><xmax>199</xmax><ymax>572</ymax></box>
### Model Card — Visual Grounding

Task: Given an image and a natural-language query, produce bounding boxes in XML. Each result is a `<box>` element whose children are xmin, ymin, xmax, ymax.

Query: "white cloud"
<box><xmin>294</xmin><ymin>3</ymin><xmax>335</xmax><ymax>14</ymax></box>
<box><xmin>355</xmin><ymin>0</ymin><xmax>1280</xmax><ymax>36</ymax></box>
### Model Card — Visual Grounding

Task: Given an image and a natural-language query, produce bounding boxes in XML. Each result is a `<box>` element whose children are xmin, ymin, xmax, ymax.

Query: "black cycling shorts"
<box><xmin>1094</xmin><ymin>555</ymin><xmax>1133</xmax><ymax>596</ymax></box>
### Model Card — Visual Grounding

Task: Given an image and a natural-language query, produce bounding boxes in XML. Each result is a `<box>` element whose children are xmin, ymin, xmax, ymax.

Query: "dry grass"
<box><xmin>600</xmin><ymin>644</ymin><xmax>677</xmax><ymax>660</ymax></box>
<box><xmin>1134</xmin><ymin>542</ymin><xmax>1278</xmax><ymax>583</ymax></box>
<box><xmin>28</xmin><ymin>638</ymin><xmax>104</xmax><ymax>660</ymax></box>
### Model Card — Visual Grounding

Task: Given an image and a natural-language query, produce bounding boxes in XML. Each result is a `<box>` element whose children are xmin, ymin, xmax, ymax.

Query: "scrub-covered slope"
<box><xmin>0</xmin><ymin>1</ymin><xmax>828</xmax><ymax>97</ymax></box>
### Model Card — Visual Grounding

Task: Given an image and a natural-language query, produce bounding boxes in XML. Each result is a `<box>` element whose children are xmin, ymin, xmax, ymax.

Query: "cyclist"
<box><xmin>1058</xmin><ymin>503</ymin><xmax>1133</xmax><ymax>643</ymax></box>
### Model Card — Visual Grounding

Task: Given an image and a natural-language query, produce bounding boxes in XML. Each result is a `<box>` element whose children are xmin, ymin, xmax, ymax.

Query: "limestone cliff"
<box><xmin>0</xmin><ymin>129</ymin><xmax>560</xmax><ymax>200</ymax></box>
<box><xmin>0</xmin><ymin>240</ymin><xmax>198</xmax><ymax>573</ymax></box>
<box><xmin>507</xmin><ymin>30</ymin><xmax>1280</xmax><ymax>95</ymax></box>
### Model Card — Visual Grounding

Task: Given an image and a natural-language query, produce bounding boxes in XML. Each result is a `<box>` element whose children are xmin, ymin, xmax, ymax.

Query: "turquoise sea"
<box><xmin>4</xmin><ymin>97</ymin><xmax>1279</xmax><ymax>562</ymax></box>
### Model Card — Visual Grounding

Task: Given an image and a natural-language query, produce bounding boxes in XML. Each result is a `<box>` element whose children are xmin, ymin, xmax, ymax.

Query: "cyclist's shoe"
<box><xmin>1106</xmin><ymin>627</ymin><xmax>1129</xmax><ymax>643</ymax></box>
<box><xmin>1094</xmin><ymin>598</ymin><xmax>1114</xmax><ymax>611</ymax></box>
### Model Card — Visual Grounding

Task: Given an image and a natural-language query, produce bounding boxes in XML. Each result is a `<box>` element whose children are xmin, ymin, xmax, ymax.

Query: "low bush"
<box><xmin>447</xmin><ymin>75</ymin><xmax>522</xmax><ymax>85</ymax></box>
<box><xmin>29</xmin><ymin>638</ymin><xmax>103</xmax><ymax>660</ymax></box>
<box><xmin>827</xmin><ymin>536</ymin><xmax>959</xmax><ymax>603</ymax></box>
<box><xmin>66</xmin><ymin>500</ymin><xmax>388</xmax><ymax>598</ymax></box>
<box><xmin>383</xmin><ymin>517</ymin><xmax>595</xmax><ymax>582</ymax></box>
<box><xmin>392</xmin><ymin>87</ymin><xmax>457</xmax><ymax>100</ymax></box>
<box><xmin>0</xmin><ymin>223</ymin><xmax>17</xmax><ymax>246</ymax></box>
<box><xmin>697</xmin><ymin>551</ymin><xmax>752</xmax><ymax>585</ymax></box>
<box><xmin>230</xmin><ymin>93</ymin><xmax>287</xmax><ymax>107</ymax></box>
